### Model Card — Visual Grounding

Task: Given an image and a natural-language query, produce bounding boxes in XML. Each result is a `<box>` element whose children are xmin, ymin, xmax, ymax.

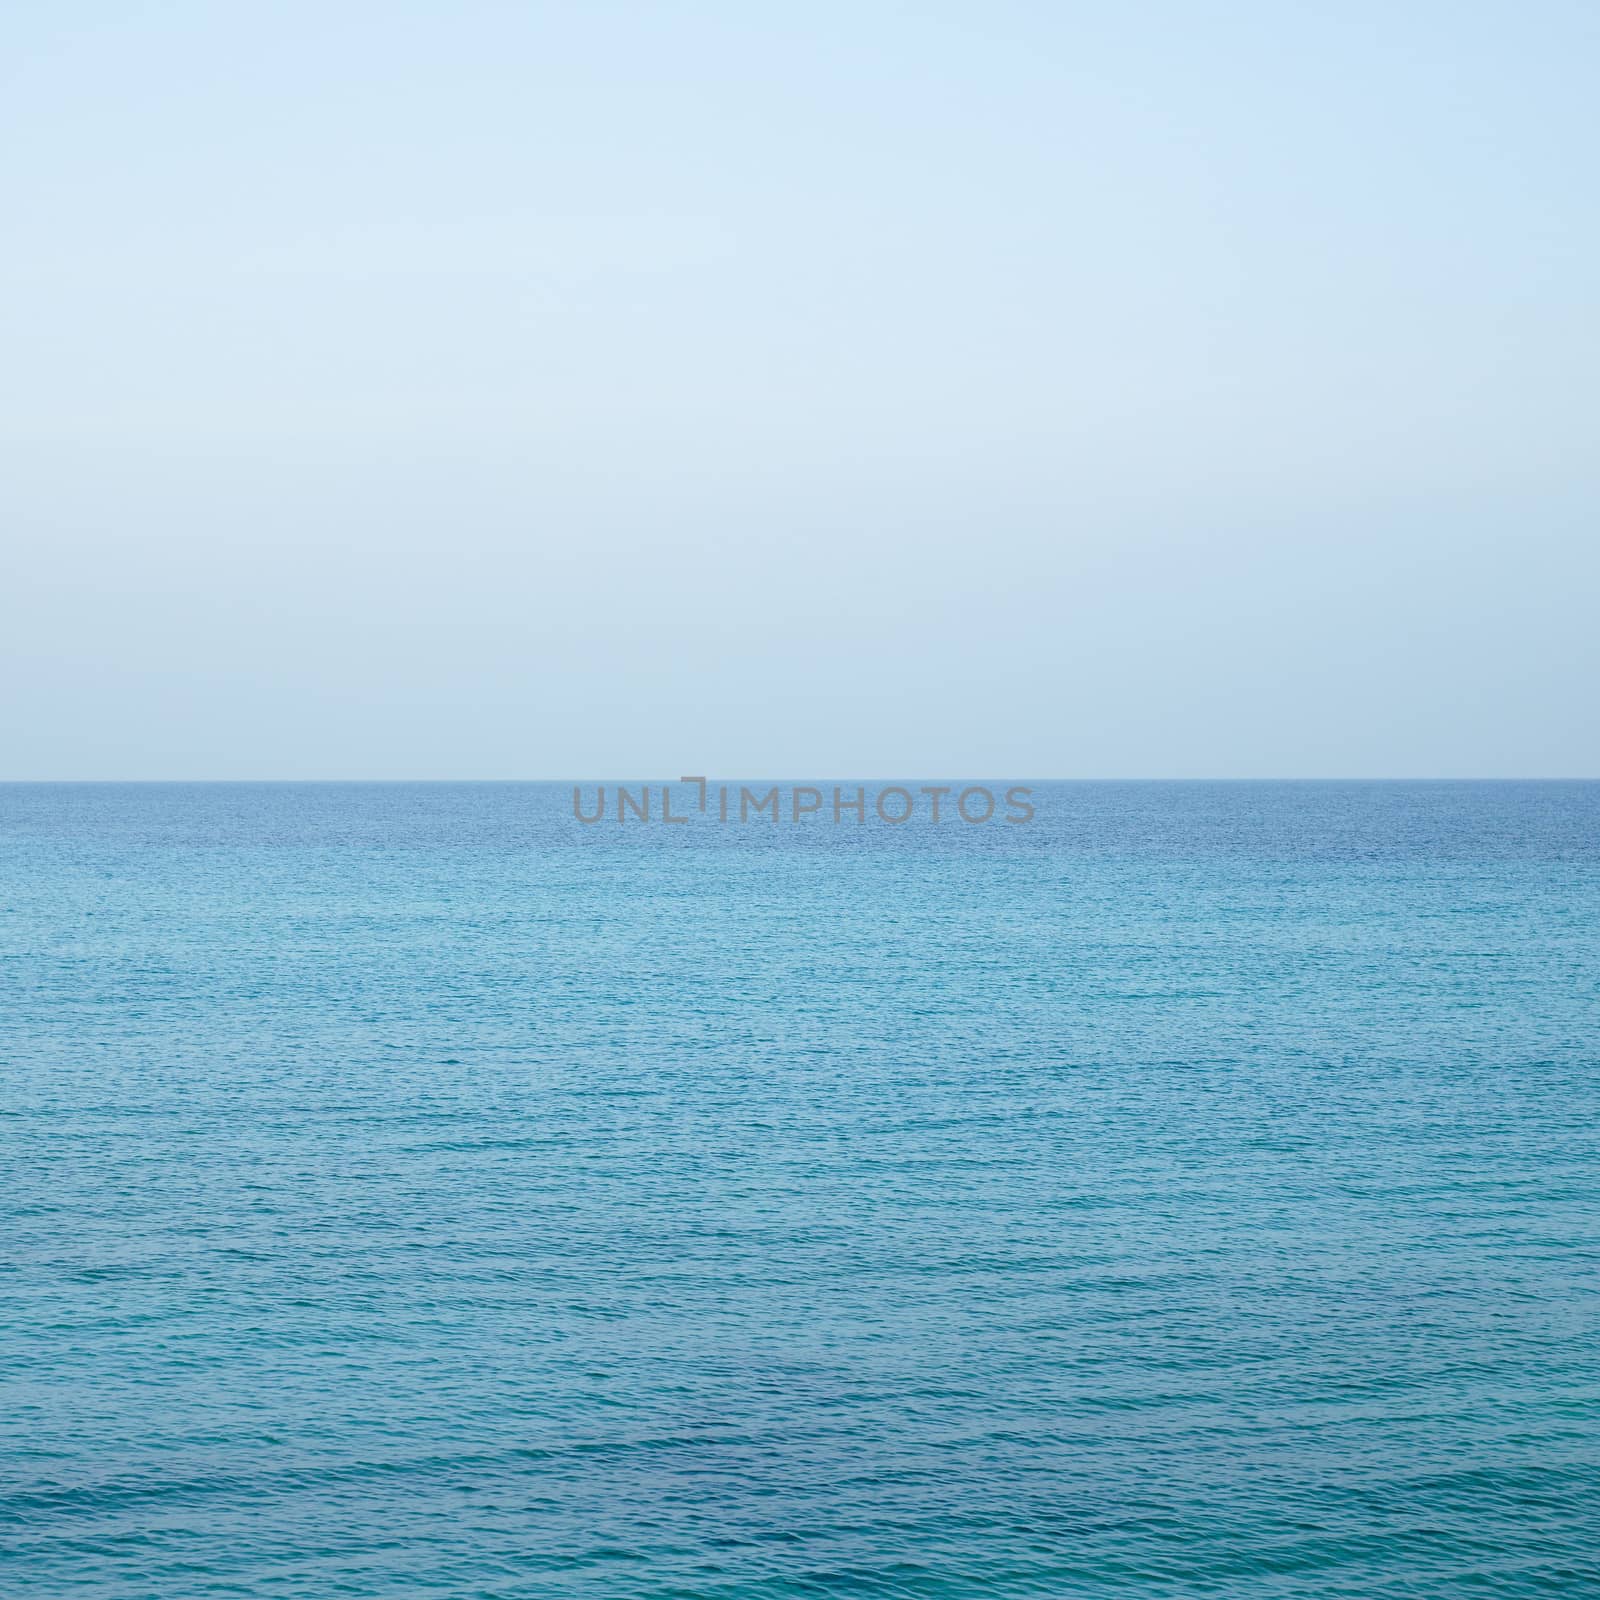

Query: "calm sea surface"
<box><xmin>2</xmin><ymin>782</ymin><xmax>1597</xmax><ymax>1598</ymax></box>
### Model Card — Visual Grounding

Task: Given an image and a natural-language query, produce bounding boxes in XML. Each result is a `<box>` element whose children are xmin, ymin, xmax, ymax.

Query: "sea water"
<box><xmin>2</xmin><ymin>781</ymin><xmax>1597</xmax><ymax>1597</ymax></box>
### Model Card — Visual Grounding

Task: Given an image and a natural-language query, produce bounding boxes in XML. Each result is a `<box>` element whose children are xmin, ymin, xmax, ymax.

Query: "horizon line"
<box><xmin>2</xmin><ymin>776</ymin><xmax>1598</xmax><ymax>786</ymax></box>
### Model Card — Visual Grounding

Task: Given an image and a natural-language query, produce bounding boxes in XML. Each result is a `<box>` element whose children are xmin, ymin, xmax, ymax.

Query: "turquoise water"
<box><xmin>2</xmin><ymin>781</ymin><xmax>1597</xmax><ymax>1597</ymax></box>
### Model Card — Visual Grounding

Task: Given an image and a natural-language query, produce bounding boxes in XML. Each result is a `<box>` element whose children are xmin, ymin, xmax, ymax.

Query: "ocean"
<box><xmin>2</xmin><ymin>781</ymin><xmax>1597</xmax><ymax>1597</ymax></box>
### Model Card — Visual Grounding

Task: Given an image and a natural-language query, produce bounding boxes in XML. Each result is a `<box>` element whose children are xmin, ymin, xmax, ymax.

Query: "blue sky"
<box><xmin>3</xmin><ymin>2</ymin><xmax>1596</xmax><ymax>776</ymax></box>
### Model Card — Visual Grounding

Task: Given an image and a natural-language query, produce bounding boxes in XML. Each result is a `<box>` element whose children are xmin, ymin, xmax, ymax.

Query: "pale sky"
<box><xmin>3</xmin><ymin>2</ymin><xmax>1596</xmax><ymax>777</ymax></box>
